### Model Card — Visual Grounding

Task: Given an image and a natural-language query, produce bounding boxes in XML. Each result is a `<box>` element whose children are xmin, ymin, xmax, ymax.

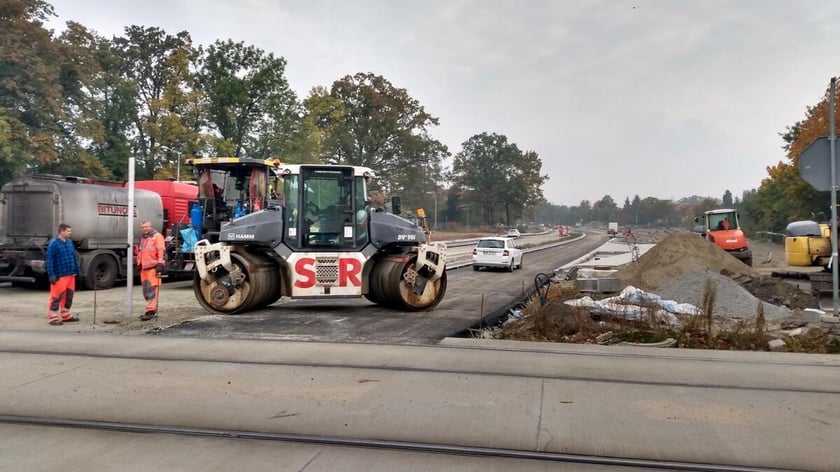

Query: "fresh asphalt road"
<box><xmin>157</xmin><ymin>233</ymin><xmax>606</xmax><ymax>343</ymax></box>
<box><xmin>0</xmin><ymin>232</ymin><xmax>607</xmax><ymax>344</ymax></box>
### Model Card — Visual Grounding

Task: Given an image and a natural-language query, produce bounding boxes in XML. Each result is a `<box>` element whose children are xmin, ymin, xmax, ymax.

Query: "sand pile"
<box><xmin>614</xmin><ymin>231</ymin><xmax>757</xmax><ymax>291</ymax></box>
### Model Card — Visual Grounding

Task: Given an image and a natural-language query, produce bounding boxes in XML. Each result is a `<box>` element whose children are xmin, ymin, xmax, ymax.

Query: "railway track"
<box><xmin>0</xmin><ymin>415</ymin><xmax>793</xmax><ymax>472</ymax></box>
<box><xmin>1</xmin><ymin>331</ymin><xmax>836</xmax><ymax>471</ymax></box>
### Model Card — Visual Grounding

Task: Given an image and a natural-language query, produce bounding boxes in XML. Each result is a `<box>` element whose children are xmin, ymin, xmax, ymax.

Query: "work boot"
<box><xmin>61</xmin><ymin>315</ymin><xmax>80</xmax><ymax>322</ymax></box>
<box><xmin>140</xmin><ymin>311</ymin><xmax>157</xmax><ymax>321</ymax></box>
<box><xmin>49</xmin><ymin>319</ymin><xmax>63</xmax><ymax>326</ymax></box>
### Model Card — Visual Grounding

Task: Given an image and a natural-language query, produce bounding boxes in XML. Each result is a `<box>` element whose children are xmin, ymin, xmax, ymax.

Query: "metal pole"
<box><xmin>176</xmin><ymin>154</ymin><xmax>180</xmax><ymax>182</ymax></box>
<box><xmin>127</xmin><ymin>157</ymin><xmax>135</xmax><ymax>320</ymax></box>
<box><xmin>830</xmin><ymin>78</ymin><xmax>838</xmax><ymax>316</ymax></box>
<box><xmin>434</xmin><ymin>193</ymin><xmax>438</xmax><ymax>231</ymax></box>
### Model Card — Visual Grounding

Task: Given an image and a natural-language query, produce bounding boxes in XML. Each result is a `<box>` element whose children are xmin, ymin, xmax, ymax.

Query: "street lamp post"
<box><xmin>434</xmin><ymin>193</ymin><xmax>438</xmax><ymax>231</ymax></box>
<box><xmin>160</xmin><ymin>145</ymin><xmax>182</xmax><ymax>181</ymax></box>
<box><xmin>426</xmin><ymin>190</ymin><xmax>437</xmax><ymax>231</ymax></box>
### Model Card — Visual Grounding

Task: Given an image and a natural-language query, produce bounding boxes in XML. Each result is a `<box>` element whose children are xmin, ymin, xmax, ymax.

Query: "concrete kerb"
<box><xmin>452</xmin><ymin>234</ymin><xmax>660</xmax><ymax>340</ymax></box>
<box><xmin>556</xmin><ymin>237</ymin><xmax>655</xmax><ymax>272</ymax></box>
<box><xmin>451</xmin><ymin>233</ymin><xmax>590</xmax><ymax>339</ymax></box>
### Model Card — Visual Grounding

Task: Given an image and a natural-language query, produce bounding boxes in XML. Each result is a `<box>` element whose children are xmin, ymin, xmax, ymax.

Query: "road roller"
<box><xmin>193</xmin><ymin>164</ymin><xmax>447</xmax><ymax>314</ymax></box>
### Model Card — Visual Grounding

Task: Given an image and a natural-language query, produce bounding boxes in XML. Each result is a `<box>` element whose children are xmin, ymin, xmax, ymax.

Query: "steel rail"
<box><xmin>0</xmin><ymin>415</ymin><xmax>794</xmax><ymax>472</ymax></box>
<box><xmin>1</xmin><ymin>348</ymin><xmax>837</xmax><ymax>395</ymax></box>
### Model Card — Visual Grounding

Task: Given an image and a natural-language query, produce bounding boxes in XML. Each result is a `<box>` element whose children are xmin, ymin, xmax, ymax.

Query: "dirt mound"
<box><xmin>740</xmin><ymin>276</ymin><xmax>818</xmax><ymax>310</ymax></box>
<box><xmin>614</xmin><ymin>231</ymin><xmax>757</xmax><ymax>291</ymax></box>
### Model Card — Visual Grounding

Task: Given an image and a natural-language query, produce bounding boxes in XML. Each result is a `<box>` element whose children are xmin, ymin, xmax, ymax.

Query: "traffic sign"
<box><xmin>800</xmin><ymin>137</ymin><xmax>835</xmax><ymax>191</ymax></box>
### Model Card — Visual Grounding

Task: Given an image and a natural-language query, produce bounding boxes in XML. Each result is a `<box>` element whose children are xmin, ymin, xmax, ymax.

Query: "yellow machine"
<box><xmin>784</xmin><ymin>220</ymin><xmax>831</xmax><ymax>267</ymax></box>
<box><xmin>415</xmin><ymin>208</ymin><xmax>430</xmax><ymax>234</ymax></box>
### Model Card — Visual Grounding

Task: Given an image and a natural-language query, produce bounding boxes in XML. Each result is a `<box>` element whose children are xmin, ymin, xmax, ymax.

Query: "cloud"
<box><xmin>46</xmin><ymin>0</ymin><xmax>840</xmax><ymax>205</ymax></box>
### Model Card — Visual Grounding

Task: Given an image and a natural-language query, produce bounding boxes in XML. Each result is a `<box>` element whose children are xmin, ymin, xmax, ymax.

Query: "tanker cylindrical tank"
<box><xmin>0</xmin><ymin>175</ymin><xmax>163</xmax><ymax>249</ymax></box>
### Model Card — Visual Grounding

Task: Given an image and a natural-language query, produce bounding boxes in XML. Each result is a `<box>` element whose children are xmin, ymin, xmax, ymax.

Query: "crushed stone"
<box><xmin>655</xmin><ymin>270</ymin><xmax>792</xmax><ymax>320</ymax></box>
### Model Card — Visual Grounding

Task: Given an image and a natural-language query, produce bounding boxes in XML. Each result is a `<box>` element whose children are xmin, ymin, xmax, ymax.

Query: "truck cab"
<box><xmin>165</xmin><ymin>157</ymin><xmax>283</xmax><ymax>275</ymax></box>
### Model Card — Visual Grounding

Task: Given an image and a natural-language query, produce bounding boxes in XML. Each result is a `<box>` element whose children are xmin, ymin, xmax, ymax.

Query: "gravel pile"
<box><xmin>613</xmin><ymin>231</ymin><xmax>756</xmax><ymax>291</ymax></box>
<box><xmin>655</xmin><ymin>270</ymin><xmax>792</xmax><ymax>320</ymax></box>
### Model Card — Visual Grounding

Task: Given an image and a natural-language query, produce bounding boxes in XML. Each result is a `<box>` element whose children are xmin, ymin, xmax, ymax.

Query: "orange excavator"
<box><xmin>695</xmin><ymin>209</ymin><xmax>753</xmax><ymax>266</ymax></box>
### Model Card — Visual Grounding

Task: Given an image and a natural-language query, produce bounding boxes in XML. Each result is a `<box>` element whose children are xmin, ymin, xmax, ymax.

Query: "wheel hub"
<box><xmin>210</xmin><ymin>284</ymin><xmax>230</xmax><ymax>305</ymax></box>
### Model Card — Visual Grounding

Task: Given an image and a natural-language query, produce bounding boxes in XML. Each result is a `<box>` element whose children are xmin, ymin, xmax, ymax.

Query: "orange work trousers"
<box><xmin>140</xmin><ymin>268</ymin><xmax>161</xmax><ymax>314</ymax></box>
<box><xmin>46</xmin><ymin>275</ymin><xmax>76</xmax><ymax>322</ymax></box>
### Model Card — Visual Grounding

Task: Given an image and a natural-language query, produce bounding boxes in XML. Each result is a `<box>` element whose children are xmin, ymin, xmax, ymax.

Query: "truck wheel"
<box><xmin>85</xmin><ymin>254</ymin><xmax>117</xmax><ymax>290</ymax></box>
<box><xmin>743</xmin><ymin>257</ymin><xmax>753</xmax><ymax>267</ymax></box>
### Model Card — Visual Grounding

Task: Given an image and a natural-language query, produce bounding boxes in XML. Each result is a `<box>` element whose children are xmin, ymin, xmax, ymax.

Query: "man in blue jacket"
<box><xmin>45</xmin><ymin>223</ymin><xmax>81</xmax><ymax>326</ymax></box>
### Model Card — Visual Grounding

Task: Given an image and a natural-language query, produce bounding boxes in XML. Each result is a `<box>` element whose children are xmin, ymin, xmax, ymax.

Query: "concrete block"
<box><xmin>577</xmin><ymin>278</ymin><xmax>620</xmax><ymax>293</ymax></box>
<box><xmin>803</xmin><ymin>308</ymin><xmax>825</xmax><ymax>323</ymax></box>
<box><xmin>768</xmin><ymin>339</ymin><xmax>787</xmax><ymax>352</ymax></box>
<box><xmin>821</xmin><ymin>315</ymin><xmax>840</xmax><ymax>324</ymax></box>
<box><xmin>779</xmin><ymin>328</ymin><xmax>804</xmax><ymax>338</ymax></box>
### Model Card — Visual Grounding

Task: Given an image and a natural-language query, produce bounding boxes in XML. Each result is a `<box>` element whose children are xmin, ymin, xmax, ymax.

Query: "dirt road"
<box><xmin>0</xmin><ymin>279</ymin><xmax>210</xmax><ymax>334</ymax></box>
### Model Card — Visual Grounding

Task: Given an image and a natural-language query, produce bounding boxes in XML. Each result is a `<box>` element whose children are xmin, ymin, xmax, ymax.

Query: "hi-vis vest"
<box><xmin>137</xmin><ymin>230</ymin><xmax>165</xmax><ymax>270</ymax></box>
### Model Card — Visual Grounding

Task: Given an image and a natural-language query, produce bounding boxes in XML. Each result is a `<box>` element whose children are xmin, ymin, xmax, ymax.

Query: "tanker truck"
<box><xmin>0</xmin><ymin>158</ymin><xmax>286</xmax><ymax>289</ymax></box>
<box><xmin>0</xmin><ymin>174</ymin><xmax>194</xmax><ymax>289</ymax></box>
<box><xmin>192</xmin><ymin>164</ymin><xmax>447</xmax><ymax>314</ymax></box>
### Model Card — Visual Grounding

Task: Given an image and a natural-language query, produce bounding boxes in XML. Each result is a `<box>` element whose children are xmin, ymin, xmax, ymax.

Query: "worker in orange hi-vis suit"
<box><xmin>135</xmin><ymin>220</ymin><xmax>166</xmax><ymax>321</ymax></box>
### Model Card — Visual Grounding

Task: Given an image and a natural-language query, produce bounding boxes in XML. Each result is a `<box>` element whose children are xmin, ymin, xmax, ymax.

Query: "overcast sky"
<box><xmin>46</xmin><ymin>0</ymin><xmax>840</xmax><ymax>207</ymax></box>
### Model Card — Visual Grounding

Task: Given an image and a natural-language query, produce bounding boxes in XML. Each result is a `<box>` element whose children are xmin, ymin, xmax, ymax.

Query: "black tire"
<box><xmin>507</xmin><ymin>259</ymin><xmax>514</xmax><ymax>272</ymax></box>
<box><xmin>517</xmin><ymin>256</ymin><xmax>523</xmax><ymax>270</ymax></box>
<box><xmin>473</xmin><ymin>265</ymin><xmax>479</xmax><ymax>271</ymax></box>
<box><xmin>85</xmin><ymin>254</ymin><xmax>118</xmax><ymax>289</ymax></box>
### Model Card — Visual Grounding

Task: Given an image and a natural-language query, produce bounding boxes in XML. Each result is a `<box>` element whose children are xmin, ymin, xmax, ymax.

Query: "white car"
<box><xmin>472</xmin><ymin>237</ymin><xmax>523</xmax><ymax>272</ymax></box>
<box><xmin>506</xmin><ymin>228</ymin><xmax>521</xmax><ymax>238</ymax></box>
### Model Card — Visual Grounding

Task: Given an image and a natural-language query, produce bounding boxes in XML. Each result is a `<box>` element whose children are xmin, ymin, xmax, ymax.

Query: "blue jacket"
<box><xmin>46</xmin><ymin>237</ymin><xmax>80</xmax><ymax>278</ymax></box>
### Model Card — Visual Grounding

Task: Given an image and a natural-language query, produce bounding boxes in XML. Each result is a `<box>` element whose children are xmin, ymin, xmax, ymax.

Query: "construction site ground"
<box><xmin>494</xmin><ymin>229</ymin><xmax>840</xmax><ymax>353</ymax></box>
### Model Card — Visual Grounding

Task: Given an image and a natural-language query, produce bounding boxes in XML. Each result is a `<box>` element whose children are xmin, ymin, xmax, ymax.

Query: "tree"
<box><xmin>198</xmin><ymin>39</ymin><xmax>298</xmax><ymax>159</ymax></box>
<box><xmin>450</xmin><ymin>133</ymin><xmax>546</xmax><ymax>226</ymax></box>
<box><xmin>323</xmin><ymin>73</ymin><xmax>447</xmax><ymax>196</ymax></box>
<box><xmin>111</xmin><ymin>26</ymin><xmax>194</xmax><ymax>178</ymax></box>
<box><xmin>593</xmin><ymin>195</ymin><xmax>618</xmax><ymax>222</ymax></box>
<box><xmin>0</xmin><ymin>0</ymin><xmax>65</xmax><ymax>183</ymax></box>
<box><xmin>750</xmin><ymin>80</ymin><xmax>839</xmax><ymax>232</ymax></box>
<box><xmin>577</xmin><ymin>200</ymin><xmax>592</xmax><ymax>224</ymax></box>
<box><xmin>80</xmin><ymin>30</ymin><xmax>138</xmax><ymax>180</ymax></box>
<box><xmin>288</xmin><ymin>85</ymin><xmax>346</xmax><ymax>164</ymax></box>
<box><xmin>722</xmin><ymin>190</ymin><xmax>733</xmax><ymax>207</ymax></box>
<box><xmin>39</xmin><ymin>21</ymin><xmax>121</xmax><ymax>179</ymax></box>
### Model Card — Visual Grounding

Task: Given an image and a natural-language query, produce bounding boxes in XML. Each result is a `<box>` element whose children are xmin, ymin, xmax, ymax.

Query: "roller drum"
<box><xmin>368</xmin><ymin>254</ymin><xmax>447</xmax><ymax>311</ymax></box>
<box><xmin>193</xmin><ymin>248</ymin><xmax>282</xmax><ymax>314</ymax></box>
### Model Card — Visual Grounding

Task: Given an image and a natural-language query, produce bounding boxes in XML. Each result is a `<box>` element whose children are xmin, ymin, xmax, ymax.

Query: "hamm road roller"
<box><xmin>193</xmin><ymin>164</ymin><xmax>447</xmax><ymax>314</ymax></box>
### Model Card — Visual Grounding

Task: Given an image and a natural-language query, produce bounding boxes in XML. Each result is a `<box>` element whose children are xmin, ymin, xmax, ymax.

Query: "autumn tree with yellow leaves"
<box><xmin>746</xmin><ymin>80</ymin><xmax>840</xmax><ymax>232</ymax></box>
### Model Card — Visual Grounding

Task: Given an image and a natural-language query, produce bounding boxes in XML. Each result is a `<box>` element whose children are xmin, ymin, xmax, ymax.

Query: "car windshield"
<box><xmin>477</xmin><ymin>239</ymin><xmax>504</xmax><ymax>249</ymax></box>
